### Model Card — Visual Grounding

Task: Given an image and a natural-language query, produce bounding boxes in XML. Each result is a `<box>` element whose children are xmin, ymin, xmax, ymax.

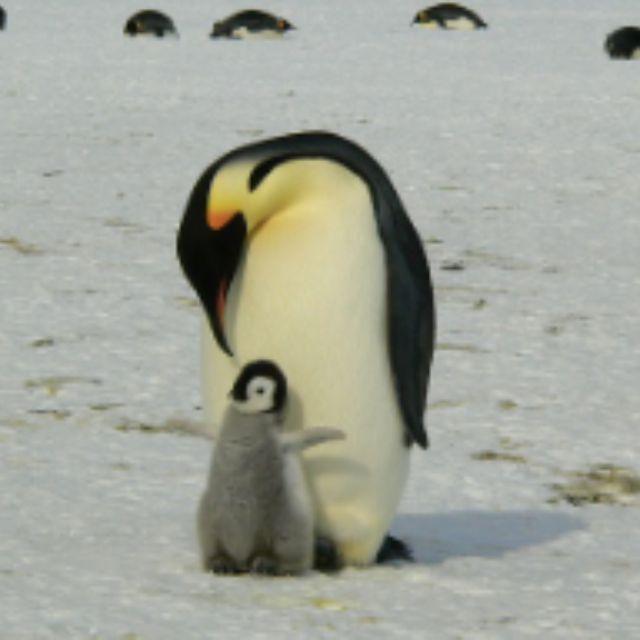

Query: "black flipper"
<box><xmin>375</xmin><ymin>184</ymin><xmax>434</xmax><ymax>449</ymax></box>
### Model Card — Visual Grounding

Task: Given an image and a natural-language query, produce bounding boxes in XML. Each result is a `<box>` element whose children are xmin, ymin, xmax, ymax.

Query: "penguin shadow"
<box><xmin>392</xmin><ymin>509</ymin><xmax>585</xmax><ymax>565</ymax></box>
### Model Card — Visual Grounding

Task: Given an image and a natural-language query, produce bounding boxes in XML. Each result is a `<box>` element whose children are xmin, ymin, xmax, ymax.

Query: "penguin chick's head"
<box><xmin>230</xmin><ymin>360</ymin><xmax>287</xmax><ymax>415</ymax></box>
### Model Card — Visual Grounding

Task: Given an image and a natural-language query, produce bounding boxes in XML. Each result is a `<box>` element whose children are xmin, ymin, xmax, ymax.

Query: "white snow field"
<box><xmin>1</xmin><ymin>1</ymin><xmax>640</xmax><ymax>638</ymax></box>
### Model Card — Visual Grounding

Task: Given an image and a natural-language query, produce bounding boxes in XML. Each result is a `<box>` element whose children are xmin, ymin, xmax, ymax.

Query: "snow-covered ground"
<box><xmin>1</xmin><ymin>1</ymin><xmax>639</xmax><ymax>638</ymax></box>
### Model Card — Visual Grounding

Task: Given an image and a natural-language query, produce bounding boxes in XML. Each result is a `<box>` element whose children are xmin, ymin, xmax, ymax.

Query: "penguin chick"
<box><xmin>197</xmin><ymin>360</ymin><xmax>344</xmax><ymax>576</ymax></box>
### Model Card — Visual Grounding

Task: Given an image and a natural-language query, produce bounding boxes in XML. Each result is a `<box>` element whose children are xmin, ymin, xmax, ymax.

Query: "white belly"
<box><xmin>444</xmin><ymin>17</ymin><xmax>478</xmax><ymax>31</ymax></box>
<box><xmin>231</xmin><ymin>26</ymin><xmax>284</xmax><ymax>40</ymax></box>
<box><xmin>419</xmin><ymin>17</ymin><xmax>478</xmax><ymax>31</ymax></box>
<box><xmin>201</xmin><ymin>177</ymin><xmax>409</xmax><ymax>564</ymax></box>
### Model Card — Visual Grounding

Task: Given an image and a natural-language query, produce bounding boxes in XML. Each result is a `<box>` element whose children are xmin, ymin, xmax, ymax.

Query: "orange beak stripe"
<box><xmin>207</xmin><ymin>209</ymin><xmax>237</xmax><ymax>231</ymax></box>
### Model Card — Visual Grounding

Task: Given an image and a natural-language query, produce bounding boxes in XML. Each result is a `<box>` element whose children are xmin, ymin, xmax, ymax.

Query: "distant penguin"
<box><xmin>210</xmin><ymin>10</ymin><xmax>294</xmax><ymax>39</ymax></box>
<box><xmin>177</xmin><ymin>131</ymin><xmax>436</xmax><ymax>567</ymax></box>
<box><xmin>0</xmin><ymin>6</ymin><xmax>6</xmax><ymax>31</ymax></box>
<box><xmin>413</xmin><ymin>3</ymin><xmax>487</xmax><ymax>30</ymax></box>
<box><xmin>123</xmin><ymin>10</ymin><xmax>178</xmax><ymax>38</ymax></box>
<box><xmin>197</xmin><ymin>360</ymin><xmax>345</xmax><ymax>575</ymax></box>
<box><xmin>605</xmin><ymin>26</ymin><xmax>640</xmax><ymax>59</ymax></box>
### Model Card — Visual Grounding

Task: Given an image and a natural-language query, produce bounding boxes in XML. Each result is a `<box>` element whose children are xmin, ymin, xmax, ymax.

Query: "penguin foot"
<box><xmin>250</xmin><ymin>555</ymin><xmax>278</xmax><ymax>576</ymax></box>
<box><xmin>313</xmin><ymin>536</ymin><xmax>343</xmax><ymax>573</ymax></box>
<box><xmin>206</xmin><ymin>554</ymin><xmax>239</xmax><ymax>575</ymax></box>
<box><xmin>376</xmin><ymin>535</ymin><xmax>414</xmax><ymax>564</ymax></box>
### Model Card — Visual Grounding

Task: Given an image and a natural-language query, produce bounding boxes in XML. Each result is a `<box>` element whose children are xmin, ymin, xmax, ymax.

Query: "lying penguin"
<box><xmin>412</xmin><ymin>3</ymin><xmax>487</xmax><ymax>30</ymax></box>
<box><xmin>0</xmin><ymin>6</ymin><xmax>5</xmax><ymax>30</ymax></box>
<box><xmin>123</xmin><ymin>10</ymin><xmax>178</xmax><ymax>38</ymax></box>
<box><xmin>605</xmin><ymin>26</ymin><xmax>640</xmax><ymax>60</ymax></box>
<box><xmin>210</xmin><ymin>9</ymin><xmax>294</xmax><ymax>39</ymax></box>
<box><xmin>197</xmin><ymin>360</ymin><xmax>345</xmax><ymax>575</ymax></box>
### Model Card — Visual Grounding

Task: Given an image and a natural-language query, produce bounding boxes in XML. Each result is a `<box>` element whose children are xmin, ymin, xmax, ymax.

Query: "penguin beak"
<box><xmin>208</xmin><ymin>209</ymin><xmax>238</xmax><ymax>231</ymax></box>
<box><xmin>177</xmin><ymin>204</ymin><xmax>247</xmax><ymax>357</ymax></box>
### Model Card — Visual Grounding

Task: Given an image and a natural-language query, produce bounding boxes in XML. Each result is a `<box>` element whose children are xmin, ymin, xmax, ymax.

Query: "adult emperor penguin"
<box><xmin>210</xmin><ymin>10</ymin><xmax>294</xmax><ymax>39</ymax></box>
<box><xmin>605</xmin><ymin>26</ymin><xmax>640</xmax><ymax>60</ymax></box>
<box><xmin>123</xmin><ymin>10</ymin><xmax>178</xmax><ymax>38</ymax></box>
<box><xmin>177</xmin><ymin>131</ymin><xmax>435</xmax><ymax>567</ymax></box>
<box><xmin>0</xmin><ymin>6</ymin><xmax>5</xmax><ymax>31</ymax></box>
<box><xmin>413</xmin><ymin>3</ymin><xmax>487</xmax><ymax>30</ymax></box>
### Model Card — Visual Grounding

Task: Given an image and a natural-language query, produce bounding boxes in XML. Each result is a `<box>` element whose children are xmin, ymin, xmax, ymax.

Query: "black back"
<box><xmin>605</xmin><ymin>26</ymin><xmax>640</xmax><ymax>59</ymax></box>
<box><xmin>124</xmin><ymin>10</ymin><xmax>177</xmax><ymax>37</ymax></box>
<box><xmin>415</xmin><ymin>3</ymin><xmax>487</xmax><ymax>28</ymax></box>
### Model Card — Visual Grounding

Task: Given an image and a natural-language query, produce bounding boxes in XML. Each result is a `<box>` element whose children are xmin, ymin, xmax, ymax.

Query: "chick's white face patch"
<box><xmin>233</xmin><ymin>376</ymin><xmax>277</xmax><ymax>414</ymax></box>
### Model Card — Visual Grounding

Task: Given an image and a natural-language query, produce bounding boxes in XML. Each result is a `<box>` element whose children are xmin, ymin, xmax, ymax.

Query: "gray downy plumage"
<box><xmin>197</xmin><ymin>404</ymin><xmax>344</xmax><ymax>575</ymax></box>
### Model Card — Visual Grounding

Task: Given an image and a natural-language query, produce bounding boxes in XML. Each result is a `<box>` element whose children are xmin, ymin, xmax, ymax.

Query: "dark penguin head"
<box><xmin>230</xmin><ymin>360</ymin><xmax>288</xmax><ymax>415</ymax></box>
<box><xmin>0</xmin><ymin>6</ymin><xmax>6</xmax><ymax>30</ymax></box>
<box><xmin>605</xmin><ymin>26</ymin><xmax>640</xmax><ymax>59</ymax></box>
<box><xmin>412</xmin><ymin>3</ymin><xmax>487</xmax><ymax>29</ymax></box>
<box><xmin>124</xmin><ymin>10</ymin><xmax>178</xmax><ymax>37</ymax></box>
<box><xmin>210</xmin><ymin>9</ymin><xmax>294</xmax><ymax>39</ymax></box>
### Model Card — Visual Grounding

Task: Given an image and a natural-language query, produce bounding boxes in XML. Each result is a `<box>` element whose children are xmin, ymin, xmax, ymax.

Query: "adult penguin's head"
<box><xmin>177</xmin><ymin>131</ymin><xmax>383</xmax><ymax>356</ymax></box>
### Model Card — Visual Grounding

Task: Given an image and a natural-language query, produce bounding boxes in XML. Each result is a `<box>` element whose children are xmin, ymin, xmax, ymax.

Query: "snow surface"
<box><xmin>1</xmin><ymin>1</ymin><xmax>640</xmax><ymax>638</ymax></box>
